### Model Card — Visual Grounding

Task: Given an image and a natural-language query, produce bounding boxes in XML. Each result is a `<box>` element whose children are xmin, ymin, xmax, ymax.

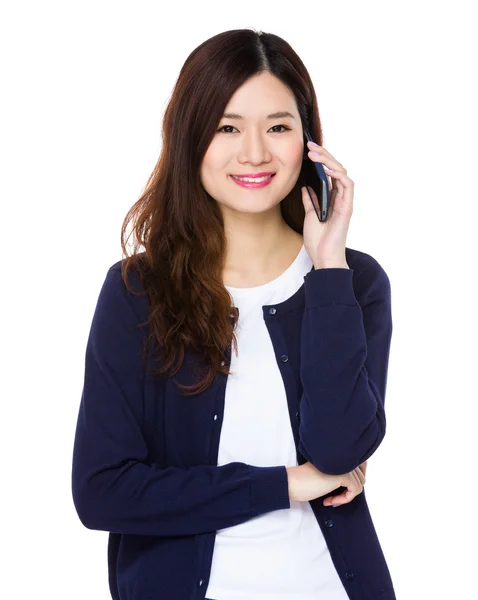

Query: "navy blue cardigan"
<box><xmin>71</xmin><ymin>247</ymin><xmax>396</xmax><ymax>600</ymax></box>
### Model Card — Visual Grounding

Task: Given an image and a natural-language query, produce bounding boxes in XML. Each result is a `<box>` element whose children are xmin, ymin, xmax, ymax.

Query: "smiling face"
<box><xmin>200</xmin><ymin>71</ymin><xmax>304</xmax><ymax>216</ymax></box>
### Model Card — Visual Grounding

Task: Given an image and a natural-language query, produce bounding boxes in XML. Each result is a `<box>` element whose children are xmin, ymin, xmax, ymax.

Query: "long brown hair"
<box><xmin>120</xmin><ymin>28</ymin><xmax>324</xmax><ymax>396</ymax></box>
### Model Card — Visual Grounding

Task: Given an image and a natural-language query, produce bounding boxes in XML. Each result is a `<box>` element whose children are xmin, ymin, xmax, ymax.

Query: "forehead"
<box><xmin>223</xmin><ymin>72</ymin><xmax>298</xmax><ymax>118</ymax></box>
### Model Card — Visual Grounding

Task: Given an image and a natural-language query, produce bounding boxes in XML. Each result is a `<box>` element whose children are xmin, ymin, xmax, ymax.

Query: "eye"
<box><xmin>270</xmin><ymin>124</ymin><xmax>291</xmax><ymax>133</ymax></box>
<box><xmin>216</xmin><ymin>124</ymin><xmax>291</xmax><ymax>133</ymax></box>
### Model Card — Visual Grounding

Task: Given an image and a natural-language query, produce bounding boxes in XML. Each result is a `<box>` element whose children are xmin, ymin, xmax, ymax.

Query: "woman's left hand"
<box><xmin>301</xmin><ymin>141</ymin><xmax>354</xmax><ymax>269</ymax></box>
<box><xmin>323</xmin><ymin>460</ymin><xmax>368</xmax><ymax>508</ymax></box>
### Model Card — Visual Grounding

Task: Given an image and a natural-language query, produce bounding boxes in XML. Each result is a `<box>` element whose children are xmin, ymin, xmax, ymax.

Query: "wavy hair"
<box><xmin>120</xmin><ymin>28</ymin><xmax>324</xmax><ymax>396</ymax></box>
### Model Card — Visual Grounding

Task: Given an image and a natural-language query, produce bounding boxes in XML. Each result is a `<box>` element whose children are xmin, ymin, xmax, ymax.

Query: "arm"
<box><xmin>297</xmin><ymin>259</ymin><xmax>393</xmax><ymax>475</ymax></box>
<box><xmin>72</xmin><ymin>266</ymin><xmax>290</xmax><ymax>537</ymax></box>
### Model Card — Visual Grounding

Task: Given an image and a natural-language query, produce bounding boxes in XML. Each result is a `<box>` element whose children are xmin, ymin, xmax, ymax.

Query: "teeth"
<box><xmin>232</xmin><ymin>174</ymin><xmax>273</xmax><ymax>183</ymax></box>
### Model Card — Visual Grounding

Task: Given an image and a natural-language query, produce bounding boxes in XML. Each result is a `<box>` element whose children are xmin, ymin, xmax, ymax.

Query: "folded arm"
<box><xmin>297</xmin><ymin>260</ymin><xmax>393</xmax><ymax>475</ymax></box>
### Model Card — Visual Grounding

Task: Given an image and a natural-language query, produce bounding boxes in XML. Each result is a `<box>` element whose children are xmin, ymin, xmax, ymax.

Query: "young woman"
<box><xmin>72</xmin><ymin>28</ymin><xmax>395</xmax><ymax>600</ymax></box>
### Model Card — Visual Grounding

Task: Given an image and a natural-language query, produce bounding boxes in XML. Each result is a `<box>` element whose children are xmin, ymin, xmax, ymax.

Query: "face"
<box><xmin>199</xmin><ymin>71</ymin><xmax>304</xmax><ymax>215</ymax></box>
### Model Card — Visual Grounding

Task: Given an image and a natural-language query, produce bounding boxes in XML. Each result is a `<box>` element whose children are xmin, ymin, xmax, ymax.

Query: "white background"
<box><xmin>1</xmin><ymin>1</ymin><xmax>477</xmax><ymax>598</ymax></box>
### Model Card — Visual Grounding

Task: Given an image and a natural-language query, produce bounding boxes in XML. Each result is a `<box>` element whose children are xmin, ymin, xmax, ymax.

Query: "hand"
<box><xmin>287</xmin><ymin>461</ymin><xmax>366</xmax><ymax>506</ymax></box>
<box><xmin>300</xmin><ymin>141</ymin><xmax>354</xmax><ymax>268</ymax></box>
<box><xmin>322</xmin><ymin>460</ymin><xmax>368</xmax><ymax>507</ymax></box>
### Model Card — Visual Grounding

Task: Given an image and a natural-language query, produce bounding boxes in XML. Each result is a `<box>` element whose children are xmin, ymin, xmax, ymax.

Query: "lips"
<box><xmin>230</xmin><ymin>173</ymin><xmax>276</xmax><ymax>188</ymax></box>
<box><xmin>231</xmin><ymin>174</ymin><xmax>274</xmax><ymax>181</ymax></box>
<box><xmin>231</xmin><ymin>172</ymin><xmax>275</xmax><ymax>178</ymax></box>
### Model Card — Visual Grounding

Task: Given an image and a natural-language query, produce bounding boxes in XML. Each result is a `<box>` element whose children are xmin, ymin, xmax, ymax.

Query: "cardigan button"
<box><xmin>295</xmin><ymin>411</ymin><xmax>300</xmax><ymax>423</ymax></box>
<box><xmin>325</xmin><ymin>519</ymin><xmax>334</xmax><ymax>528</ymax></box>
<box><xmin>268</xmin><ymin>307</ymin><xmax>277</xmax><ymax>314</ymax></box>
<box><xmin>344</xmin><ymin>572</ymin><xmax>355</xmax><ymax>581</ymax></box>
<box><xmin>280</xmin><ymin>354</ymin><xmax>289</xmax><ymax>362</ymax></box>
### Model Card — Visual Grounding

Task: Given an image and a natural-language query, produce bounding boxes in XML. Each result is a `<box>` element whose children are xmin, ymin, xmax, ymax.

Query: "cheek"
<box><xmin>200</xmin><ymin>150</ymin><xmax>218</xmax><ymax>186</ymax></box>
<box><xmin>202</xmin><ymin>144</ymin><xmax>226</xmax><ymax>171</ymax></box>
<box><xmin>200</xmin><ymin>147</ymin><xmax>229</xmax><ymax>189</ymax></box>
<box><xmin>288</xmin><ymin>141</ymin><xmax>304</xmax><ymax>166</ymax></box>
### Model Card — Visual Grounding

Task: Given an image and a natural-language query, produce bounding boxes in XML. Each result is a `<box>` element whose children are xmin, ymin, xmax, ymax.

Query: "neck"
<box><xmin>222</xmin><ymin>217</ymin><xmax>302</xmax><ymax>285</ymax></box>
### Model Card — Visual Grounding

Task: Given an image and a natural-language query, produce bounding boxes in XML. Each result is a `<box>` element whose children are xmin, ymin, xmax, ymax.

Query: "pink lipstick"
<box><xmin>230</xmin><ymin>173</ymin><xmax>276</xmax><ymax>189</ymax></box>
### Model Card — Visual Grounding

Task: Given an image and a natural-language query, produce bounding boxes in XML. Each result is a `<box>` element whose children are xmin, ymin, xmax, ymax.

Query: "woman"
<box><xmin>72</xmin><ymin>28</ymin><xmax>395</xmax><ymax>600</ymax></box>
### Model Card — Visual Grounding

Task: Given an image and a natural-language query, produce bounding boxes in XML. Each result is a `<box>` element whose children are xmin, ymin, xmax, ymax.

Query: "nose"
<box><xmin>237</xmin><ymin>130</ymin><xmax>272</xmax><ymax>165</ymax></box>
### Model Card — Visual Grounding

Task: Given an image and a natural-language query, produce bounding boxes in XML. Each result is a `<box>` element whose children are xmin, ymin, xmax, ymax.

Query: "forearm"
<box><xmin>298</xmin><ymin>265</ymin><xmax>392</xmax><ymax>475</ymax></box>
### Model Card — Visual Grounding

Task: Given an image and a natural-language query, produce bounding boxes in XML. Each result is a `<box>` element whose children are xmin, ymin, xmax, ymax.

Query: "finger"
<box><xmin>351</xmin><ymin>467</ymin><xmax>361</xmax><ymax>483</ymax></box>
<box><xmin>325</xmin><ymin>170</ymin><xmax>354</xmax><ymax>214</ymax></box>
<box><xmin>322</xmin><ymin>169</ymin><xmax>353</xmax><ymax>185</ymax></box>
<box><xmin>307</xmin><ymin>150</ymin><xmax>345</xmax><ymax>173</ymax></box>
<box><xmin>324</xmin><ymin>173</ymin><xmax>354</xmax><ymax>212</ymax></box>
<box><xmin>324</xmin><ymin>471</ymin><xmax>363</xmax><ymax>507</ymax></box>
<box><xmin>306</xmin><ymin>143</ymin><xmax>346</xmax><ymax>170</ymax></box>
<box><xmin>355</xmin><ymin>466</ymin><xmax>366</xmax><ymax>485</ymax></box>
<box><xmin>350</xmin><ymin>468</ymin><xmax>364</xmax><ymax>491</ymax></box>
<box><xmin>306</xmin><ymin>152</ymin><xmax>343</xmax><ymax>198</ymax></box>
<box><xmin>324</xmin><ymin>487</ymin><xmax>356</xmax><ymax>507</ymax></box>
<box><xmin>301</xmin><ymin>185</ymin><xmax>320</xmax><ymax>216</ymax></box>
<box><xmin>323</xmin><ymin>491</ymin><xmax>346</xmax><ymax>506</ymax></box>
<box><xmin>323</xmin><ymin>484</ymin><xmax>357</xmax><ymax>508</ymax></box>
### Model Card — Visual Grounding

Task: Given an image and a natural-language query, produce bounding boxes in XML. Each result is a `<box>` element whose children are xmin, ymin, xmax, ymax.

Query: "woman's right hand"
<box><xmin>286</xmin><ymin>461</ymin><xmax>366</xmax><ymax>506</ymax></box>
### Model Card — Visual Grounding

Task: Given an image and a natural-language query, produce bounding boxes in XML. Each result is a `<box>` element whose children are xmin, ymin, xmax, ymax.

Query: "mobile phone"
<box><xmin>300</xmin><ymin>128</ymin><xmax>329</xmax><ymax>222</ymax></box>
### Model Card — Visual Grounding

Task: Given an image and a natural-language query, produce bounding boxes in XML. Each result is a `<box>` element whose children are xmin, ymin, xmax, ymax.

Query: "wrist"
<box><xmin>286</xmin><ymin>466</ymin><xmax>299</xmax><ymax>501</ymax></box>
<box><xmin>313</xmin><ymin>262</ymin><xmax>350</xmax><ymax>270</ymax></box>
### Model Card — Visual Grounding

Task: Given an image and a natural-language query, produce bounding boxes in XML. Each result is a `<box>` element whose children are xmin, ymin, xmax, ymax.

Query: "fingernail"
<box><xmin>308</xmin><ymin>141</ymin><xmax>319</xmax><ymax>147</ymax></box>
<box><xmin>332</xmin><ymin>504</ymin><xmax>340</xmax><ymax>508</ymax></box>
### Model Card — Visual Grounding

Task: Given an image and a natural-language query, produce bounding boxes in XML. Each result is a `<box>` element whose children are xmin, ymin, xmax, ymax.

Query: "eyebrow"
<box><xmin>221</xmin><ymin>111</ymin><xmax>296</xmax><ymax>120</ymax></box>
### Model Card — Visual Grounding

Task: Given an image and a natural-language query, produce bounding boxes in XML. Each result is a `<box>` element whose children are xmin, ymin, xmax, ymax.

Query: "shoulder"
<box><xmin>108</xmin><ymin>251</ymin><xmax>146</xmax><ymax>275</ymax></box>
<box><xmin>100</xmin><ymin>252</ymin><xmax>149</xmax><ymax>319</ymax></box>
<box><xmin>107</xmin><ymin>252</ymin><xmax>147</xmax><ymax>289</ymax></box>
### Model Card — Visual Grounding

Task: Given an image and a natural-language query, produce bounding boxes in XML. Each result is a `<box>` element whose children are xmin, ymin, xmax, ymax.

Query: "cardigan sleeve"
<box><xmin>71</xmin><ymin>266</ymin><xmax>290</xmax><ymax>537</ymax></box>
<box><xmin>297</xmin><ymin>257</ymin><xmax>393</xmax><ymax>475</ymax></box>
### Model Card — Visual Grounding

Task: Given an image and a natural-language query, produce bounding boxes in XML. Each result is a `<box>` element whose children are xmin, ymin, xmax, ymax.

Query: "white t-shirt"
<box><xmin>205</xmin><ymin>243</ymin><xmax>350</xmax><ymax>600</ymax></box>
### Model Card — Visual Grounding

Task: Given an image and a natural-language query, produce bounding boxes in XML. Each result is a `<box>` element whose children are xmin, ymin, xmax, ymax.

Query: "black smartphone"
<box><xmin>300</xmin><ymin>128</ymin><xmax>329</xmax><ymax>222</ymax></box>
